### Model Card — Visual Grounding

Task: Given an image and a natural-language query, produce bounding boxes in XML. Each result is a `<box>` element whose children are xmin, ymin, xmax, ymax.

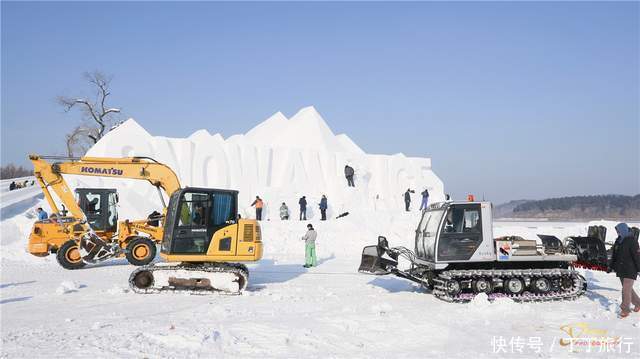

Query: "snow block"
<box><xmin>77</xmin><ymin>108</ymin><xmax>444</xmax><ymax>220</ymax></box>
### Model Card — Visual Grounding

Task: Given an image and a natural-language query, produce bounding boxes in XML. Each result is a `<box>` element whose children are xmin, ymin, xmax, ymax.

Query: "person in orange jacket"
<box><xmin>251</xmin><ymin>196</ymin><xmax>264</xmax><ymax>221</ymax></box>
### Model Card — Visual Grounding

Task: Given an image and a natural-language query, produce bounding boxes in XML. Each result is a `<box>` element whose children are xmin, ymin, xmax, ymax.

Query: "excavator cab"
<box><xmin>160</xmin><ymin>187</ymin><xmax>263</xmax><ymax>262</ymax></box>
<box><xmin>129</xmin><ymin>187</ymin><xmax>263</xmax><ymax>294</ymax></box>
<box><xmin>75</xmin><ymin>188</ymin><xmax>118</xmax><ymax>232</ymax></box>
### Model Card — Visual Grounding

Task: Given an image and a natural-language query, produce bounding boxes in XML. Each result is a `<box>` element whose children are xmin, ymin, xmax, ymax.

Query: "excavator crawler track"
<box><xmin>129</xmin><ymin>262</ymin><xmax>249</xmax><ymax>295</ymax></box>
<box><xmin>431</xmin><ymin>268</ymin><xmax>586</xmax><ymax>303</ymax></box>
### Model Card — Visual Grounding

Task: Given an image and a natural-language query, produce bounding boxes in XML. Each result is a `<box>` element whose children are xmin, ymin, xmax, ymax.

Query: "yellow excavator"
<box><xmin>29</xmin><ymin>155</ymin><xmax>181</xmax><ymax>269</ymax></box>
<box><xmin>128</xmin><ymin>185</ymin><xmax>263</xmax><ymax>295</ymax></box>
<box><xmin>30</xmin><ymin>155</ymin><xmax>264</xmax><ymax>294</ymax></box>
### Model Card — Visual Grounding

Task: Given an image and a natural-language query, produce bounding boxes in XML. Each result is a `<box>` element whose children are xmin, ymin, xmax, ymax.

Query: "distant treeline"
<box><xmin>503</xmin><ymin>194</ymin><xmax>640</xmax><ymax>220</ymax></box>
<box><xmin>0</xmin><ymin>164</ymin><xmax>32</xmax><ymax>179</ymax></box>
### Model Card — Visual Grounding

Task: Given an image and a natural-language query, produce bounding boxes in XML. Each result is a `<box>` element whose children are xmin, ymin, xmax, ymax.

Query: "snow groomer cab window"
<box><xmin>169</xmin><ymin>189</ymin><xmax>237</xmax><ymax>254</ymax></box>
<box><xmin>415</xmin><ymin>208</ymin><xmax>444</xmax><ymax>262</ymax></box>
<box><xmin>437</xmin><ymin>204</ymin><xmax>483</xmax><ymax>261</ymax></box>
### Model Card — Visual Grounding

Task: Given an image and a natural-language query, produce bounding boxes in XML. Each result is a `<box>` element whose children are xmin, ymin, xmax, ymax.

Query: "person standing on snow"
<box><xmin>609</xmin><ymin>223</ymin><xmax>640</xmax><ymax>318</ymax></box>
<box><xmin>280</xmin><ymin>202</ymin><xmax>289</xmax><ymax>220</ymax></box>
<box><xmin>299</xmin><ymin>196</ymin><xmax>307</xmax><ymax>220</ymax></box>
<box><xmin>419</xmin><ymin>189</ymin><xmax>430</xmax><ymax>210</ymax></box>
<box><xmin>319</xmin><ymin>195</ymin><xmax>328</xmax><ymax>221</ymax></box>
<box><xmin>251</xmin><ymin>196</ymin><xmax>264</xmax><ymax>221</ymax></box>
<box><xmin>36</xmin><ymin>207</ymin><xmax>48</xmax><ymax>221</ymax></box>
<box><xmin>301</xmin><ymin>223</ymin><xmax>317</xmax><ymax>268</ymax></box>
<box><xmin>403</xmin><ymin>189</ymin><xmax>413</xmax><ymax>212</ymax></box>
<box><xmin>344</xmin><ymin>165</ymin><xmax>355</xmax><ymax>187</ymax></box>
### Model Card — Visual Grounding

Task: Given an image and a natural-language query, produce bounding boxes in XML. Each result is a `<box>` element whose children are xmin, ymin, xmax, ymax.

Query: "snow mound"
<box><xmin>370</xmin><ymin>303</ymin><xmax>393</xmax><ymax>315</ymax></box>
<box><xmin>56</xmin><ymin>280</ymin><xmax>81</xmax><ymax>295</ymax></box>
<box><xmin>468</xmin><ymin>292</ymin><xmax>491</xmax><ymax>308</ymax></box>
<box><xmin>106</xmin><ymin>285</ymin><xmax>129</xmax><ymax>295</ymax></box>
<box><xmin>77</xmin><ymin>106</ymin><xmax>444</xmax><ymax>220</ymax></box>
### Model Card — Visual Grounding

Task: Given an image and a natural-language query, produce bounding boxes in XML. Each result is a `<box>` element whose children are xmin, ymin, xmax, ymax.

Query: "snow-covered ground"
<box><xmin>2</xmin><ymin>196</ymin><xmax>639</xmax><ymax>358</ymax></box>
<box><xmin>2</xmin><ymin>109</ymin><xmax>639</xmax><ymax>357</ymax></box>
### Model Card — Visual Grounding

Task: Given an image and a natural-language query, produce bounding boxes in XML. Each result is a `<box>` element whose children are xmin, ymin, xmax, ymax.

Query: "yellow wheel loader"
<box><xmin>28</xmin><ymin>155</ymin><xmax>180</xmax><ymax>269</ymax></box>
<box><xmin>30</xmin><ymin>187</ymin><xmax>163</xmax><ymax>269</ymax></box>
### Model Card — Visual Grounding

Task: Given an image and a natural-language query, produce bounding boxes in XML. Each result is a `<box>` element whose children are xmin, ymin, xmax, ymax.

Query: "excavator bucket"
<box><xmin>358</xmin><ymin>236</ymin><xmax>399</xmax><ymax>275</ymax></box>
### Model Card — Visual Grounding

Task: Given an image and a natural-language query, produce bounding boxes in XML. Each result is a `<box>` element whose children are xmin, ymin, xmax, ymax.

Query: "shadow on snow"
<box><xmin>0</xmin><ymin>281</ymin><xmax>36</xmax><ymax>289</ymax></box>
<box><xmin>367</xmin><ymin>276</ymin><xmax>425</xmax><ymax>294</ymax></box>
<box><xmin>0</xmin><ymin>296</ymin><xmax>33</xmax><ymax>304</ymax></box>
<box><xmin>248</xmin><ymin>256</ymin><xmax>337</xmax><ymax>289</ymax></box>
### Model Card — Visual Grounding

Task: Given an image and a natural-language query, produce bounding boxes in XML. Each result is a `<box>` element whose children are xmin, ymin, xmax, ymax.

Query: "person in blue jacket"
<box><xmin>36</xmin><ymin>207</ymin><xmax>48</xmax><ymax>221</ymax></box>
<box><xmin>299</xmin><ymin>196</ymin><xmax>307</xmax><ymax>220</ymax></box>
<box><xmin>419</xmin><ymin>189</ymin><xmax>430</xmax><ymax>210</ymax></box>
<box><xmin>319</xmin><ymin>195</ymin><xmax>328</xmax><ymax>221</ymax></box>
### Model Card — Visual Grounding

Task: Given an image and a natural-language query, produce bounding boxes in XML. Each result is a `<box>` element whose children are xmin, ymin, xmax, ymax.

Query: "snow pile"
<box><xmin>55</xmin><ymin>280</ymin><xmax>81</xmax><ymax>295</ymax></box>
<box><xmin>106</xmin><ymin>285</ymin><xmax>130</xmax><ymax>295</ymax></box>
<box><xmin>62</xmin><ymin>106</ymin><xmax>444</xmax><ymax>221</ymax></box>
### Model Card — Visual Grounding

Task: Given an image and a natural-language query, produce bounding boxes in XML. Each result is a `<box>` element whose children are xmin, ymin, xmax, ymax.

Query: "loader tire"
<box><xmin>125</xmin><ymin>237</ymin><xmax>156</xmax><ymax>266</ymax></box>
<box><xmin>56</xmin><ymin>240</ymin><xmax>86</xmax><ymax>270</ymax></box>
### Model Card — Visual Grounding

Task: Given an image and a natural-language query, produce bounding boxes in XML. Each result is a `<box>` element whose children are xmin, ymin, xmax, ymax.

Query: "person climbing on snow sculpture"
<box><xmin>403</xmin><ymin>189</ymin><xmax>414</xmax><ymax>212</ymax></box>
<box><xmin>344</xmin><ymin>165</ymin><xmax>355</xmax><ymax>187</ymax></box>
<box><xmin>251</xmin><ymin>196</ymin><xmax>264</xmax><ymax>221</ymax></box>
<box><xmin>280</xmin><ymin>202</ymin><xmax>289</xmax><ymax>220</ymax></box>
<box><xmin>419</xmin><ymin>189</ymin><xmax>430</xmax><ymax>210</ymax></box>
<box><xmin>299</xmin><ymin>196</ymin><xmax>307</xmax><ymax>220</ymax></box>
<box><xmin>319</xmin><ymin>195</ymin><xmax>328</xmax><ymax>221</ymax></box>
<box><xmin>301</xmin><ymin>223</ymin><xmax>317</xmax><ymax>268</ymax></box>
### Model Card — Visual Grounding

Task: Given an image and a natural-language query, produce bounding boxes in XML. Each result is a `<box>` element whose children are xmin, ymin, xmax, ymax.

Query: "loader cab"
<box><xmin>415</xmin><ymin>202</ymin><xmax>494</xmax><ymax>264</ymax></box>
<box><xmin>161</xmin><ymin>187</ymin><xmax>239</xmax><ymax>255</ymax></box>
<box><xmin>75</xmin><ymin>188</ymin><xmax>118</xmax><ymax>232</ymax></box>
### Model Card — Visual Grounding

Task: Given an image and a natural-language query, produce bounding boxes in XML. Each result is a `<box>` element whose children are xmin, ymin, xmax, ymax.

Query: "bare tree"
<box><xmin>58</xmin><ymin>71</ymin><xmax>121</xmax><ymax>145</ymax></box>
<box><xmin>65</xmin><ymin>125</ymin><xmax>97</xmax><ymax>157</ymax></box>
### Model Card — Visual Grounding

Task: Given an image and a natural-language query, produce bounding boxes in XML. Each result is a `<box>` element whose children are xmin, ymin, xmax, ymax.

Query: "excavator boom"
<box><xmin>30</xmin><ymin>155</ymin><xmax>180</xmax><ymax>218</ymax></box>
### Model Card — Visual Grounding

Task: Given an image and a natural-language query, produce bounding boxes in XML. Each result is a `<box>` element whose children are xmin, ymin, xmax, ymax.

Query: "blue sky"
<box><xmin>2</xmin><ymin>1</ymin><xmax>638</xmax><ymax>203</ymax></box>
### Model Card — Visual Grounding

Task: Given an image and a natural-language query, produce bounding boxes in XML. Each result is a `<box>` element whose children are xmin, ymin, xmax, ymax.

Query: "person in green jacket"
<box><xmin>301</xmin><ymin>223</ymin><xmax>317</xmax><ymax>268</ymax></box>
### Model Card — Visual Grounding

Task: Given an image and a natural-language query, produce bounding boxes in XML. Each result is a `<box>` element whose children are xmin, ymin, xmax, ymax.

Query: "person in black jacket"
<box><xmin>344</xmin><ymin>165</ymin><xmax>355</xmax><ymax>187</ymax></box>
<box><xmin>403</xmin><ymin>189</ymin><xmax>414</xmax><ymax>211</ymax></box>
<box><xmin>298</xmin><ymin>196</ymin><xmax>307</xmax><ymax>220</ymax></box>
<box><xmin>609</xmin><ymin>222</ymin><xmax>640</xmax><ymax>318</ymax></box>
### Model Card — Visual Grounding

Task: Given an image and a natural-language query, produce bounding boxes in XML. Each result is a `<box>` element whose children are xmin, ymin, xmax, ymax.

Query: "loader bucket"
<box><xmin>358</xmin><ymin>236</ymin><xmax>399</xmax><ymax>275</ymax></box>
